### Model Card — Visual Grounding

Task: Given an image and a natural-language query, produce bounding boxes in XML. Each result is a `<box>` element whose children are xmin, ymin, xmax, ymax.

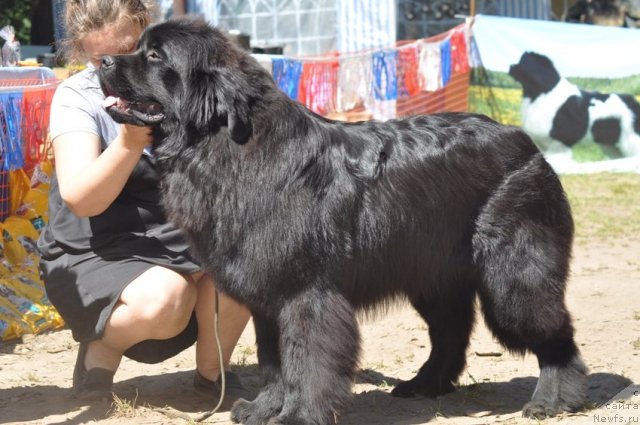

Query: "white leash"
<box><xmin>152</xmin><ymin>289</ymin><xmax>226</xmax><ymax>423</ymax></box>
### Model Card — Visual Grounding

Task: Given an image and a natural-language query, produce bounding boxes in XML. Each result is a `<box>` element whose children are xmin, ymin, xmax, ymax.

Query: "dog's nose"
<box><xmin>101</xmin><ymin>56</ymin><xmax>115</xmax><ymax>68</ymax></box>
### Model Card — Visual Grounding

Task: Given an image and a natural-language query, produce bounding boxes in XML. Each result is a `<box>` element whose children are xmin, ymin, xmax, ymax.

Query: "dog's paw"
<box><xmin>392</xmin><ymin>378</ymin><xmax>455</xmax><ymax>398</ymax></box>
<box><xmin>230</xmin><ymin>399</ymin><xmax>262</xmax><ymax>424</ymax></box>
<box><xmin>523</xmin><ymin>355</ymin><xmax>587</xmax><ymax>420</ymax></box>
<box><xmin>265</xmin><ymin>413</ymin><xmax>322</xmax><ymax>425</ymax></box>
<box><xmin>230</xmin><ymin>393</ymin><xmax>283</xmax><ymax>425</ymax></box>
<box><xmin>391</xmin><ymin>380</ymin><xmax>418</xmax><ymax>398</ymax></box>
<box><xmin>522</xmin><ymin>400</ymin><xmax>558</xmax><ymax>419</ymax></box>
<box><xmin>236</xmin><ymin>382</ymin><xmax>284</xmax><ymax>423</ymax></box>
<box><xmin>230</xmin><ymin>399</ymin><xmax>249</xmax><ymax>423</ymax></box>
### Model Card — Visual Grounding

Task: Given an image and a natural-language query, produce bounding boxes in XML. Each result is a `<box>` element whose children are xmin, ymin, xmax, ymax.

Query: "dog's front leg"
<box><xmin>271</xmin><ymin>288</ymin><xmax>360</xmax><ymax>425</ymax></box>
<box><xmin>231</xmin><ymin>313</ymin><xmax>284</xmax><ymax>425</ymax></box>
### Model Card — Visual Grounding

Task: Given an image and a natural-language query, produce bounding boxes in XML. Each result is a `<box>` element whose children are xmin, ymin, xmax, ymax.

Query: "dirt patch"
<box><xmin>1</xmin><ymin>236</ymin><xmax>638</xmax><ymax>425</ymax></box>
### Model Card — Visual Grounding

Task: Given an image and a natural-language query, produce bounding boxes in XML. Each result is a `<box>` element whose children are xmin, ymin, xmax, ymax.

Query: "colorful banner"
<box><xmin>470</xmin><ymin>15</ymin><xmax>640</xmax><ymax>174</ymax></box>
<box><xmin>257</xmin><ymin>21</ymin><xmax>471</xmax><ymax>121</ymax></box>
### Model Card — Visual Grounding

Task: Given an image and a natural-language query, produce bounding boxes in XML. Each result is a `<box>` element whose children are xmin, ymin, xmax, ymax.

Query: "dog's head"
<box><xmin>584</xmin><ymin>0</ymin><xmax>625</xmax><ymax>26</ymax></box>
<box><xmin>509</xmin><ymin>52</ymin><xmax>561</xmax><ymax>100</ymax></box>
<box><xmin>98</xmin><ymin>16</ymin><xmax>260</xmax><ymax>144</ymax></box>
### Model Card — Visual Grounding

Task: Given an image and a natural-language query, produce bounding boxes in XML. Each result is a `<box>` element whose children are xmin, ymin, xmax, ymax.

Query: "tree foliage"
<box><xmin>0</xmin><ymin>0</ymin><xmax>35</xmax><ymax>44</ymax></box>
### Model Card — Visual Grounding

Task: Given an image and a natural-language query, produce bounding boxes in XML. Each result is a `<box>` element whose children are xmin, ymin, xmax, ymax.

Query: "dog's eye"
<box><xmin>146</xmin><ymin>50</ymin><xmax>162</xmax><ymax>61</ymax></box>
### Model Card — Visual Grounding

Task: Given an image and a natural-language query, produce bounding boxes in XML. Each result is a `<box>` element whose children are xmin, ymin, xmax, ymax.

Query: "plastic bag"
<box><xmin>0</xmin><ymin>25</ymin><xmax>21</xmax><ymax>67</ymax></box>
<box><xmin>13</xmin><ymin>160</ymin><xmax>52</xmax><ymax>229</ymax></box>
<box><xmin>0</xmin><ymin>91</ymin><xmax>24</xmax><ymax>171</ymax></box>
<box><xmin>0</xmin><ymin>302</ymin><xmax>30</xmax><ymax>340</ymax></box>
<box><xmin>9</xmin><ymin>168</ymin><xmax>30</xmax><ymax>216</ymax></box>
<box><xmin>0</xmin><ymin>217</ymin><xmax>39</xmax><ymax>265</ymax></box>
<box><xmin>0</xmin><ymin>281</ymin><xmax>50</xmax><ymax>335</ymax></box>
<box><xmin>22</xmin><ymin>87</ymin><xmax>56</xmax><ymax>173</ymax></box>
<box><xmin>0</xmin><ymin>247</ymin><xmax>61</xmax><ymax>338</ymax></box>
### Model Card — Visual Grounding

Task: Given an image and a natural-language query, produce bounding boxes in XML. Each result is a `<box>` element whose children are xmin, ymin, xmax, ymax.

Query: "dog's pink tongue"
<box><xmin>103</xmin><ymin>96</ymin><xmax>119</xmax><ymax>108</ymax></box>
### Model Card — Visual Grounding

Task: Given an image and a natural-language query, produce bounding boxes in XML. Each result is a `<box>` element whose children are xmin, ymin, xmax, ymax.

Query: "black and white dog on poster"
<box><xmin>509</xmin><ymin>51</ymin><xmax>640</xmax><ymax>161</ymax></box>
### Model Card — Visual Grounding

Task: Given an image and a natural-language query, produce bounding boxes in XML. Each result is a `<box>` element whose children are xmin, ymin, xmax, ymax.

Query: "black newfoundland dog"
<box><xmin>99</xmin><ymin>17</ymin><xmax>587</xmax><ymax>425</ymax></box>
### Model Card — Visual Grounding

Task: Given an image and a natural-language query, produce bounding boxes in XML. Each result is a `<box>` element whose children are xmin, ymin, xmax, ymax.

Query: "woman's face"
<box><xmin>81</xmin><ymin>19</ymin><xmax>142</xmax><ymax>69</ymax></box>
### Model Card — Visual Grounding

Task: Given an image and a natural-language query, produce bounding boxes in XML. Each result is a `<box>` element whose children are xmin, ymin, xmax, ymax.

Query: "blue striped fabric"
<box><xmin>187</xmin><ymin>0</ymin><xmax>219</xmax><ymax>23</ymax></box>
<box><xmin>338</xmin><ymin>0</ymin><xmax>396</xmax><ymax>53</ymax></box>
<box><xmin>497</xmin><ymin>0</ymin><xmax>551</xmax><ymax>20</ymax></box>
<box><xmin>52</xmin><ymin>0</ymin><xmax>67</xmax><ymax>43</ymax></box>
<box><xmin>272</xmin><ymin>58</ymin><xmax>303</xmax><ymax>100</ymax></box>
<box><xmin>371</xmin><ymin>51</ymin><xmax>398</xmax><ymax>101</ymax></box>
<box><xmin>158</xmin><ymin>0</ymin><xmax>175</xmax><ymax>19</ymax></box>
<box><xmin>440</xmin><ymin>39</ymin><xmax>452</xmax><ymax>86</ymax></box>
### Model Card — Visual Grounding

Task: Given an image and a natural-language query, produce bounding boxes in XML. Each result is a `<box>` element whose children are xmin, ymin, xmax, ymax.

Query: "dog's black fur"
<box><xmin>99</xmin><ymin>17</ymin><xmax>587</xmax><ymax>425</ymax></box>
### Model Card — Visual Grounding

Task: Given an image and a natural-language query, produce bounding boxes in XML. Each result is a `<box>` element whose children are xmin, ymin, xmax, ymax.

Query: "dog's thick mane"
<box><xmin>146</xmin><ymin>18</ymin><xmax>273</xmax><ymax>156</ymax></box>
<box><xmin>149</xmin><ymin>20</ymin><xmax>546</xmax><ymax>314</ymax></box>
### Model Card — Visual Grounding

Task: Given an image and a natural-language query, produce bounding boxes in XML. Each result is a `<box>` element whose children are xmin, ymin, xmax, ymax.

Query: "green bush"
<box><xmin>0</xmin><ymin>0</ymin><xmax>35</xmax><ymax>45</ymax></box>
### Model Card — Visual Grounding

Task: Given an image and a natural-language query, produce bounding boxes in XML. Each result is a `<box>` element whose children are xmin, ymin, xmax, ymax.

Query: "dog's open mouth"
<box><xmin>103</xmin><ymin>95</ymin><xmax>165</xmax><ymax>125</ymax></box>
<box><xmin>99</xmin><ymin>77</ymin><xmax>165</xmax><ymax>126</ymax></box>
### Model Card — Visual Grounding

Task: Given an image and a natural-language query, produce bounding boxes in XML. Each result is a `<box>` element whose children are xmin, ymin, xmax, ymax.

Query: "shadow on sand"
<box><xmin>0</xmin><ymin>367</ymin><xmax>633</xmax><ymax>425</ymax></box>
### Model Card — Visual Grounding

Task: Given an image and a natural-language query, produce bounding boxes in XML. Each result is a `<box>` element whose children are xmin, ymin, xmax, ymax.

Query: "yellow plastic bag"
<box><xmin>0</xmin><ymin>160</ymin><xmax>64</xmax><ymax>341</ymax></box>
<box><xmin>0</xmin><ymin>250</ymin><xmax>65</xmax><ymax>341</ymax></box>
<box><xmin>1</xmin><ymin>223</ymin><xmax>27</xmax><ymax>266</ymax></box>
<box><xmin>0</xmin><ymin>217</ymin><xmax>39</xmax><ymax>266</ymax></box>
<box><xmin>0</xmin><ymin>301</ymin><xmax>30</xmax><ymax>340</ymax></box>
<box><xmin>13</xmin><ymin>160</ymin><xmax>52</xmax><ymax>228</ymax></box>
<box><xmin>0</xmin><ymin>281</ymin><xmax>51</xmax><ymax>335</ymax></box>
<box><xmin>8</xmin><ymin>168</ymin><xmax>30</xmax><ymax>216</ymax></box>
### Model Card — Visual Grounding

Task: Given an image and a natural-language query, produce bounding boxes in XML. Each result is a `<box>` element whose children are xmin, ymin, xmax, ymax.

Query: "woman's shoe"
<box><xmin>193</xmin><ymin>370</ymin><xmax>254</xmax><ymax>408</ymax></box>
<box><xmin>72</xmin><ymin>342</ymin><xmax>115</xmax><ymax>401</ymax></box>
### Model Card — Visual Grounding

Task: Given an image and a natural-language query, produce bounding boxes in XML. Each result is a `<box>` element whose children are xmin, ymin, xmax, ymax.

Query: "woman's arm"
<box><xmin>54</xmin><ymin>124</ymin><xmax>152</xmax><ymax>217</ymax></box>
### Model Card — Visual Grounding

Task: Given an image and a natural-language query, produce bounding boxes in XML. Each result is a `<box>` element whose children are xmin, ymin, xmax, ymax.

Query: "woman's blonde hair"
<box><xmin>61</xmin><ymin>0</ymin><xmax>159</xmax><ymax>65</ymax></box>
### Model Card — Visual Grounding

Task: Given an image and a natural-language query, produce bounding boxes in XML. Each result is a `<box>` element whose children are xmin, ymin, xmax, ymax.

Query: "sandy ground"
<box><xmin>1</xmin><ymin>237</ymin><xmax>639</xmax><ymax>425</ymax></box>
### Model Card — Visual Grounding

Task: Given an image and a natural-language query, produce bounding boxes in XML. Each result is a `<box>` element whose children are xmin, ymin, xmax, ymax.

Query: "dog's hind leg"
<box><xmin>231</xmin><ymin>314</ymin><xmax>284</xmax><ymax>425</ymax></box>
<box><xmin>472</xmin><ymin>154</ymin><xmax>587</xmax><ymax>419</ymax></box>
<box><xmin>269</xmin><ymin>288</ymin><xmax>360</xmax><ymax>425</ymax></box>
<box><xmin>392</xmin><ymin>286</ymin><xmax>475</xmax><ymax>398</ymax></box>
<box><xmin>477</xmin><ymin>276</ymin><xmax>587</xmax><ymax>419</ymax></box>
<box><xmin>523</xmin><ymin>339</ymin><xmax>587</xmax><ymax>419</ymax></box>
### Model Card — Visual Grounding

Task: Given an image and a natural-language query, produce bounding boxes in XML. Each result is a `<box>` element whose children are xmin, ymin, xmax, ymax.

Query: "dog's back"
<box><xmin>326</xmin><ymin>113</ymin><xmax>549</xmax><ymax>307</ymax></box>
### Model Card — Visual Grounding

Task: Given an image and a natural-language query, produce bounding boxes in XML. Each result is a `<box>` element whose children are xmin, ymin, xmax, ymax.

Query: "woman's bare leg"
<box><xmin>84</xmin><ymin>266</ymin><xmax>197</xmax><ymax>371</ymax></box>
<box><xmin>194</xmin><ymin>274</ymin><xmax>251</xmax><ymax>381</ymax></box>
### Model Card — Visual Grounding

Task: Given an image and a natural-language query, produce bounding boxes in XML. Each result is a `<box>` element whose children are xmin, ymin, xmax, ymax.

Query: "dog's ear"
<box><xmin>184</xmin><ymin>71</ymin><xmax>218</xmax><ymax>137</ymax></box>
<box><xmin>214</xmin><ymin>68</ymin><xmax>252</xmax><ymax>144</ymax></box>
<box><xmin>183</xmin><ymin>68</ymin><xmax>252</xmax><ymax>144</ymax></box>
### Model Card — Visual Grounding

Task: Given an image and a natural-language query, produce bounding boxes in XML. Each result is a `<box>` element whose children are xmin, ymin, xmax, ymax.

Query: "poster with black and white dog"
<box><xmin>471</xmin><ymin>15</ymin><xmax>640</xmax><ymax>173</ymax></box>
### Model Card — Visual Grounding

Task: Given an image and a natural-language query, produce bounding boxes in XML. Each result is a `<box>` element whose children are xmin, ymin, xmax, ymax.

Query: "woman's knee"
<box><xmin>121</xmin><ymin>267</ymin><xmax>198</xmax><ymax>337</ymax></box>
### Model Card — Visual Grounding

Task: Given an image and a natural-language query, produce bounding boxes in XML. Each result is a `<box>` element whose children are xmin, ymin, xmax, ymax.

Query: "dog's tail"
<box><xmin>471</xmin><ymin>153</ymin><xmax>576</xmax><ymax>355</ymax></box>
<box><xmin>472</xmin><ymin>151</ymin><xmax>588</xmax><ymax>415</ymax></box>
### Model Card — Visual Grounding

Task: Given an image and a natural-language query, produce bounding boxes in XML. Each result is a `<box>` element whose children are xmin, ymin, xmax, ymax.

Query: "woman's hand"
<box><xmin>54</xmin><ymin>125</ymin><xmax>154</xmax><ymax>217</ymax></box>
<box><xmin>120</xmin><ymin>123</ymin><xmax>153</xmax><ymax>150</ymax></box>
